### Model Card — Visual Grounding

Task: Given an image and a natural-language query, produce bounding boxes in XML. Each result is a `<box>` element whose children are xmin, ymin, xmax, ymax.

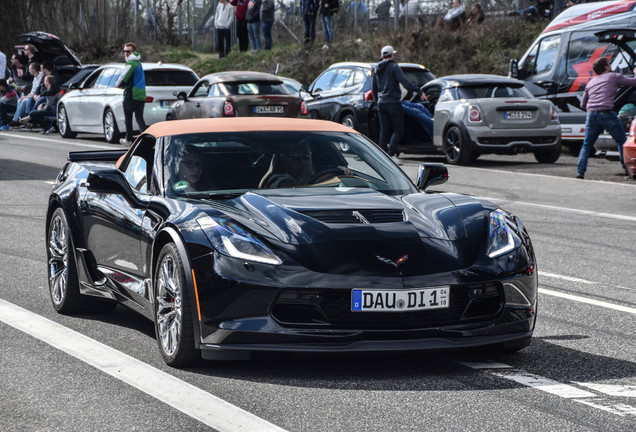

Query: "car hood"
<box><xmin>197</xmin><ymin>189</ymin><xmax>490</xmax><ymax>275</ymax></box>
<box><xmin>18</xmin><ymin>32</ymin><xmax>82</xmax><ymax>67</ymax></box>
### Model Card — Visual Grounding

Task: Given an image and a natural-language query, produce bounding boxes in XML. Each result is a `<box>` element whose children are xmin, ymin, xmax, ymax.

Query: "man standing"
<box><xmin>118</xmin><ymin>42</ymin><xmax>147</xmax><ymax>146</ymax></box>
<box><xmin>577</xmin><ymin>57</ymin><xmax>636</xmax><ymax>179</ymax></box>
<box><xmin>301</xmin><ymin>0</ymin><xmax>319</xmax><ymax>44</ymax></box>
<box><xmin>231</xmin><ymin>0</ymin><xmax>250</xmax><ymax>52</ymax></box>
<box><xmin>215</xmin><ymin>0</ymin><xmax>235</xmax><ymax>58</ymax></box>
<box><xmin>372</xmin><ymin>45</ymin><xmax>426</xmax><ymax>164</ymax></box>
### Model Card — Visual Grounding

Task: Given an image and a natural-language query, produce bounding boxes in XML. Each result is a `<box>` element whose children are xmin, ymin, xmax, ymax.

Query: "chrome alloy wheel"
<box><xmin>104</xmin><ymin>110</ymin><xmax>117</xmax><ymax>142</ymax></box>
<box><xmin>58</xmin><ymin>107</ymin><xmax>68</xmax><ymax>136</ymax></box>
<box><xmin>156</xmin><ymin>255</ymin><xmax>183</xmax><ymax>357</ymax></box>
<box><xmin>48</xmin><ymin>213</ymin><xmax>69</xmax><ymax>306</ymax></box>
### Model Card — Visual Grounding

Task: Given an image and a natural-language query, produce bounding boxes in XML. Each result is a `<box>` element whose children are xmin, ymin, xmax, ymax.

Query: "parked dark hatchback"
<box><xmin>302</xmin><ymin>62</ymin><xmax>435</xmax><ymax>149</ymax></box>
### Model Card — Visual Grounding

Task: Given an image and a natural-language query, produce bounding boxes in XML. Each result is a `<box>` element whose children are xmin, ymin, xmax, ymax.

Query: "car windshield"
<box><xmin>458</xmin><ymin>84</ymin><xmax>533</xmax><ymax>99</ymax></box>
<box><xmin>163</xmin><ymin>131</ymin><xmax>416</xmax><ymax>198</ymax></box>
<box><xmin>220</xmin><ymin>81</ymin><xmax>289</xmax><ymax>95</ymax></box>
<box><xmin>145</xmin><ymin>70</ymin><xmax>198</xmax><ymax>86</ymax></box>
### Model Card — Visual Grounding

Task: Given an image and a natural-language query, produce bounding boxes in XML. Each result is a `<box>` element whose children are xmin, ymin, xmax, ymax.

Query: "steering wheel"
<box><xmin>308</xmin><ymin>167</ymin><xmax>348</xmax><ymax>184</ymax></box>
<box><xmin>308</xmin><ymin>168</ymin><xmax>377</xmax><ymax>190</ymax></box>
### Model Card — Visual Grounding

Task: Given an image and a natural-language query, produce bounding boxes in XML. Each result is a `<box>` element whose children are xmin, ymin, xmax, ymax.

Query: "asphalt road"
<box><xmin>1</xmin><ymin>130</ymin><xmax>635</xmax><ymax>432</ymax></box>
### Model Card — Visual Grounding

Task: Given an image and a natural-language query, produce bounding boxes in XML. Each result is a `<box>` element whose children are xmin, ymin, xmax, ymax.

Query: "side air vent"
<box><xmin>301</xmin><ymin>209</ymin><xmax>405</xmax><ymax>224</ymax></box>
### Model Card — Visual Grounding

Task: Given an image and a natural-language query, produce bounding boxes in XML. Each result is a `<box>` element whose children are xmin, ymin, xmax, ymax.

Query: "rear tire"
<box><xmin>340</xmin><ymin>113</ymin><xmax>357</xmax><ymax>129</ymax></box>
<box><xmin>103</xmin><ymin>108</ymin><xmax>122</xmax><ymax>143</ymax></box>
<box><xmin>154</xmin><ymin>243</ymin><xmax>199</xmax><ymax>366</ymax></box>
<box><xmin>534</xmin><ymin>142</ymin><xmax>562</xmax><ymax>164</ymax></box>
<box><xmin>443</xmin><ymin>126</ymin><xmax>473</xmax><ymax>165</ymax></box>
<box><xmin>57</xmin><ymin>105</ymin><xmax>77</xmax><ymax>139</ymax></box>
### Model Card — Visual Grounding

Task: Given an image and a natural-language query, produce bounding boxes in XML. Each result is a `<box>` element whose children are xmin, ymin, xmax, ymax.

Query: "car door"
<box><xmin>305</xmin><ymin>68</ymin><xmax>338</xmax><ymax>119</ymax></box>
<box><xmin>171</xmin><ymin>79</ymin><xmax>210</xmax><ymax>119</ymax></box>
<box><xmin>79</xmin><ymin>67</ymin><xmax>120</xmax><ymax>130</ymax></box>
<box><xmin>81</xmin><ymin>137</ymin><xmax>156</xmax><ymax>305</ymax></box>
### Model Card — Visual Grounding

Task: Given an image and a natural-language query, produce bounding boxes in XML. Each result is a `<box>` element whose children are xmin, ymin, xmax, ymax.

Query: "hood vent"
<box><xmin>301</xmin><ymin>209</ymin><xmax>405</xmax><ymax>224</ymax></box>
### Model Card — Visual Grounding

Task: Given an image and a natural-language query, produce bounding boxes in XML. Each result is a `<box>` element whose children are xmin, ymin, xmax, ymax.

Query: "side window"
<box><xmin>124</xmin><ymin>155</ymin><xmax>148</xmax><ymax>194</ymax></box>
<box><xmin>107</xmin><ymin>69</ymin><xmax>124</xmax><ymax>87</ymax></box>
<box><xmin>567</xmin><ymin>31</ymin><xmax>621</xmax><ymax>79</ymax></box>
<box><xmin>122</xmin><ymin>137</ymin><xmax>157</xmax><ymax>194</ymax></box>
<box><xmin>524</xmin><ymin>35</ymin><xmax>561</xmax><ymax>76</ymax></box>
<box><xmin>332</xmin><ymin>69</ymin><xmax>353</xmax><ymax>89</ymax></box>
<box><xmin>438</xmin><ymin>87</ymin><xmax>456</xmax><ymax>103</ymax></box>
<box><xmin>191</xmin><ymin>81</ymin><xmax>210</xmax><ymax>98</ymax></box>
<box><xmin>351</xmin><ymin>69</ymin><xmax>366</xmax><ymax>86</ymax></box>
<box><xmin>94</xmin><ymin>68</ymin><xmax>116</xmax><ymax>89</ymax></box>
<box><xmin>311</xmin><ymin>70</ymin><xmax>337</xmax><ymax>92</ymax></box>
<box><xmin>82</xmin><ymin>69</ymin><xmax>102</xmax><ymax>89</ymax></box>
<box><xmin>209</xmin><ymin>84</ymin><xmax>223</xmax><ymax>97</ymax></box>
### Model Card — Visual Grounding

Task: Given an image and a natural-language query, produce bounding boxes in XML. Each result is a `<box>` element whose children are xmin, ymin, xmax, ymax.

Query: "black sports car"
<box><xmin>46</xmin><ymin>117</ymin><xmax>538</xmax><ymax>366</ymax></box>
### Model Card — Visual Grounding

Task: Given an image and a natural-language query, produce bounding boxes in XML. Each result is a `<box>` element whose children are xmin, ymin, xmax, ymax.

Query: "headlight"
<box><xmin>487</xmin><ymin>210</ymin><xmax>521</xmax><ymax>258</ymax></box>
<box><xmin>197</xmin><ymin>216</ymin><xmax>282</xmax><ymax>265</ymax></box>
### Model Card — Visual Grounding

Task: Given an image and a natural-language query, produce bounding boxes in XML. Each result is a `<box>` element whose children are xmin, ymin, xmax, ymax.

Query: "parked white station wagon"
<box><xmin>57</xmin><ymin>63</ymin><xmax>199</xmax><ymax>143</ymax></box>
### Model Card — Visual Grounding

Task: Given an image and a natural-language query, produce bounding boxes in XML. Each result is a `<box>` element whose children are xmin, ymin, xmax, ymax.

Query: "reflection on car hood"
<box><xmin>196</xmin><ymin>189</ymin><xmax>490</xmax><ymax>276</ymax></box>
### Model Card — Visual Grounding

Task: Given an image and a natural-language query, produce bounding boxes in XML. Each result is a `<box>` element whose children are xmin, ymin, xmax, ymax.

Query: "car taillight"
<box><xmin>300</xmin><ymin>100</ymin><xmax>308</xmax><ymax>116</ymax></box>
<box><xmin>145</xmin><ymin>96</ymin><xmax>154</xmax><ymax>103</ymax></box>
<box><xmin>629</xmin><ymin>119</ymin><xmax>636</xmax><ymax>136</ymax></box>
<box><xmin>364</xmin><ymin>90</ymin><xmax>374</xmax><ymax>103</ymax></box>
<box><xmin>224</xmin><ymin>100</ymin><xmax>235</xmax><ymax>116</ymax></box>
<box><xmin>60</xmin><ymin>89</ymin><xmax>66</xmax><ymax>96</ymax></box>
<box><xmin>468</xmin><ymin>105</ymin><xmax>481</xmax><ymax>123</ymax></box>
<box><xmin>551</xmin><ymin>105</ymin><xmax>559</xmax><ymax>121</ymax></box>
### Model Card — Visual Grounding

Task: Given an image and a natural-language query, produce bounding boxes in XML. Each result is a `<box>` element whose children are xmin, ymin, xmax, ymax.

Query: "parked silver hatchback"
<box><xmin>57</xmin><ymin>63</ymin><xmax>198</xmax><ymax>142</ymax></box>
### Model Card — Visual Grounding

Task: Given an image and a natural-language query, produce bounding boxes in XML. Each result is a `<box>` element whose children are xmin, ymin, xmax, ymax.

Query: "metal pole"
<box><xmin>191</xmin><ymin>0</ymin><xmax>195</xmax><ymax>50</ymax></box>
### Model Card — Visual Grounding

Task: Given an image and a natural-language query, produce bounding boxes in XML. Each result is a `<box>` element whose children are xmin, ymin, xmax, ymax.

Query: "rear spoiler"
<box><xmin>68</xmin><ymin>149</ymin><xmax>127</xmax><ymax>162</ymax></box>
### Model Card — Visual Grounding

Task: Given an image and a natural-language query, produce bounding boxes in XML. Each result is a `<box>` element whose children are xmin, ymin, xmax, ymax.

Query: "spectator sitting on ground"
<box><xmin>26</xmin><ymin>75</ymin><xmax>61</xmax><ymax>134</ymax></box>
<box><xmin>466</xmin><ymin>3</ymin><xmax>485</xmax><ymax>25</ymax></box>
<box><xmin>0</xmin><ymin>79</ymin><xmax>18</xmax><ymax>130</ymax></box>
<box><xmin>9</xmin><ymin>62</ymin><xmax>41</xmax><ymax>127</ymax></box>
<box><xmin>508</xmin><ymin>0</ymin><xmax>553</xmax><ymax>21</ymax></box>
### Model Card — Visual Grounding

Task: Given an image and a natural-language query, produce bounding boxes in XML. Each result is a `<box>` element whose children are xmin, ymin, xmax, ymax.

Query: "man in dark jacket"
<box><xmin>231</xmin><ymin>0</ymin><xmax>250</xmax><ymax>52</ymax></box>
<box><xmin>372</xmin><ymin>45</ymin><xmax>426</xmax><ymax>163</ymax></box>
<box><xmin>301</xmin><ymin>0</ymin><xmax>320</xmax><ymax>43</ymax></box>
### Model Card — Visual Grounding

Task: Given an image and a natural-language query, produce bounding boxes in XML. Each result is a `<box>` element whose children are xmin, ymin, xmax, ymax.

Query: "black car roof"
<box><xmin>428</xmin><ymin>74</ymin><xmax>526</xmax><ymax>87</ymax></box>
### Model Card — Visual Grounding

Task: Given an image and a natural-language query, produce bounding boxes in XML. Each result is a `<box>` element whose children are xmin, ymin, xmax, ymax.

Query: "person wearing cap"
<box><xmin>372</xmin><ymin>45</ymin><xmax>426</xmax><ymax>164</ymax></box>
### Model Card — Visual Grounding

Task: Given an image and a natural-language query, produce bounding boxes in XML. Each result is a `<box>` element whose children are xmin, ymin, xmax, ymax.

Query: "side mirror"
<box><xmin>416</xmin><ymin>163</ymin><xmax>448</xmax><ymax>191</ymax></box>
<box><xmin>86</xmin><ymin>169</ymin><xmax>145</xmax><ymax>208</ymax></box>
<box><xmin>508</xmin><ymin>58</ymin><xmax>519</xmax><ymax>79</ymax></box>
<box><xmin>174</xmin><ymin>92</ymin><xmax>188</xmax><ymax>101</ymax></box>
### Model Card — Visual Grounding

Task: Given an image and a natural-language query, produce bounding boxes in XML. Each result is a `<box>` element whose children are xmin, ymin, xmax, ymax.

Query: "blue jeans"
<box><xmin>577</xmin><ymin>110</ymin><xmax>626</xmax><ymax>175</ymax></box>
<box><xmin>378</xmin><ymin>101</ymin><xmax>404</xmax><ymax>156</ymax></box>
<box><xmin>322</xmin><ymin>15</ymin><xmax>333</xmax><ymax>44</ymax></box>
<box><xmin>401</xmin><ymin>101</ymin><xmax>433</xmax><ymax>136</ymax></box>
<box><xmin>13</xmin><ymin>95</ymin><xmax>36</xmax><ymax>122</ymax></box>
<box><xmin>247</xmin><ymin>22</ymin><xmax>262</xmax><ymax>51</ymax></box>
<box><xmin>261</xmin><ymin>20</ymin><xmax>273</xmax><ymax>50</ymax></box>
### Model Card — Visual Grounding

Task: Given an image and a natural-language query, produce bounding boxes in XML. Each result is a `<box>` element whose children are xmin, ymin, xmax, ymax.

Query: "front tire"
<box><xmin>57</xmin><ymin>105</ymin><xmax>77</xmax><ymax>139</ymax></box>
<box><xmin>154</xmin><ymin>243</ymin><xmax>199</xmax><ymax>366</ymax></box>
<box><xmin>47</xmin><ymin>208</ymin><xmax>83</xmax><ymax>313</ymax></box>
<box><xmin>103</xmin><ymin>108</ymin><xmax>122</xmax><ymax>143</ymax></box>
<box><xmin>443</xmin><ymin>125</ymin><xmax>473</xmax><ymax>165</ymax></box>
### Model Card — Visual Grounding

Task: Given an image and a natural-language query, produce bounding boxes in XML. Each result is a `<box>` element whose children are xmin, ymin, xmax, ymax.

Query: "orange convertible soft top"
<box><xmin>144</xmin><ymin>117</ymin><xmax>357</xmax><ymax>138</ymax></box>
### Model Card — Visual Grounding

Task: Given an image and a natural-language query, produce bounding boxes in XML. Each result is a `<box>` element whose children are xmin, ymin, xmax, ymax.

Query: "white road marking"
<box><xmin>574</xmin><ymin>383</ymin><xmax>636</xmax><ymax>398</ymax></box>
<box><xmin>0</xmin><ymin>298</ymin><xmax>288</xmax><ymax>432</ymax></box>
<box><xmin>461</xmin><ymin>362</ymin><xmax>636</xmax><ymax>416</ymax></box>
<box><xmin>460</xmin><ymin>166</ymin><xmax>636</xmax><ymax>187</ymax></box>
<box><xmin>484</xmin><ymin>197</ymin><xmax>636</xmax><ymax>222</ymax></box>
<box><xmin>2</xmin><ymin>132</ymin><xmax>112</xmax><ymax>149</ymax></box>
<box><xmin>539</xmin><ymin>288</ymin><xmax>636</xmax><ymax>315</ymax></box>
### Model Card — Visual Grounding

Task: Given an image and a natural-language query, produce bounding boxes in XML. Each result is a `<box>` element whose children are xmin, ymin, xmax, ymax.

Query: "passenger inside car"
<box><xmin>171</xmin><ymin>144</ymin><xmax>211</xmax><ymax>193</ymax></box>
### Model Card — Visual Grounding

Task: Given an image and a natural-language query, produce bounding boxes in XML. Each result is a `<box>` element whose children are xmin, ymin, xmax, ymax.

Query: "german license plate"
<box><xmin>255</xmin><ymin>105</ymin><xmax>284</xmax><ymax>114</ymax></box>
<box><xmin>504</xmin><ymin>111</ymin><xmax>532</xmax><ymax>120</ymax></box>
<box><xmin>351</xmin><ymin>287</ymin><xmax>450</xmax><ymax>312</ymax></box>
<box><xmin>160</xmin><ymin>100</ymin><xmax>175</xmax><ymax>107</ymax></box>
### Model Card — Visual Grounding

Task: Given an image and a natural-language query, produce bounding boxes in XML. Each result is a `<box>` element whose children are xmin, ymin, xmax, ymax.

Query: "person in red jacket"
<box><xmin>231</xmin><ymin>0</ymin><xmax>249</xmax><ymax>52</ymax></box>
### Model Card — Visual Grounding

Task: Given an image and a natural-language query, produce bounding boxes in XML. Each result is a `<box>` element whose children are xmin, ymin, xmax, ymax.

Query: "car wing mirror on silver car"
<box><xmin>416</xmin><ymin>163</ymin><xmax>448</xmax><ymax>191</ymax></box>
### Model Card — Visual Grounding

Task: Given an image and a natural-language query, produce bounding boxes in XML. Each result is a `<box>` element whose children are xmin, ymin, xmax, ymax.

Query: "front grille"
<box><xmin>271</xmin><ymin>283</ymin><xmax>504</xmax><ymax>329</ymax></box>
<box><xmin>300</xmin><ymin>209</ymin><xmax>405</xmax><ymax>224</ymax></box>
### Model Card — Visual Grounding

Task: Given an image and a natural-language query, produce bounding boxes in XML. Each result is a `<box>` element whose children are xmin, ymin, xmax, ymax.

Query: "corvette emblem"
<box><xmin>375</xmin><ymin>254</ymin><xmax>409</xmax><ymax>268</ymax></box>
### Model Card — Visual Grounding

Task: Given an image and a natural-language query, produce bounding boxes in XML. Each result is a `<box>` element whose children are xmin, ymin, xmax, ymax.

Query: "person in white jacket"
<box><xmin>215</xmin><ymin>0</ymin><xmax>236</xmax><ymax>58</ymax></box>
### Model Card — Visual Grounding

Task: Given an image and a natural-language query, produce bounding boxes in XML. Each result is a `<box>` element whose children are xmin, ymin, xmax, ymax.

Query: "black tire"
<box><xmin>154</xmin><ymin>243</ymin><xmax>199</xmax><ymax>366</ymax></box>
<box><xmin>47</xmin><ymin>208</ymin><xmax>84</xmax><ymax>314</ymax></box>
<box><xmin>103</xmin><ymin>108</ymin><xmax>122</xmax><ymax>143</ymax></box>
<box><xmin>534</xmin><ymin>142</ymin><xmax>562</xmax><ymax>164</ymax></box>
<box><xmin>57</xmin><ymin>105</ymin><xmax>77</xmax><ymax>139</ymax></box>
<box><xmin>340</xmin><ymin>113</ymin><xmax>357</xmax><ymax>129</ymax></box>
<box><xmin>443</xmin><ymin>125</ymin><xmax>473</xmax><ymax>165</ymax></box>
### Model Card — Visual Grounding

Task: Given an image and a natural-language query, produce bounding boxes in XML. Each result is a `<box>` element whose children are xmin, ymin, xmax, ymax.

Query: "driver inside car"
<box><xmin>262</xmin><ymin>140</ymin><xmax>352</xmax><ymax>188</ymax></box>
